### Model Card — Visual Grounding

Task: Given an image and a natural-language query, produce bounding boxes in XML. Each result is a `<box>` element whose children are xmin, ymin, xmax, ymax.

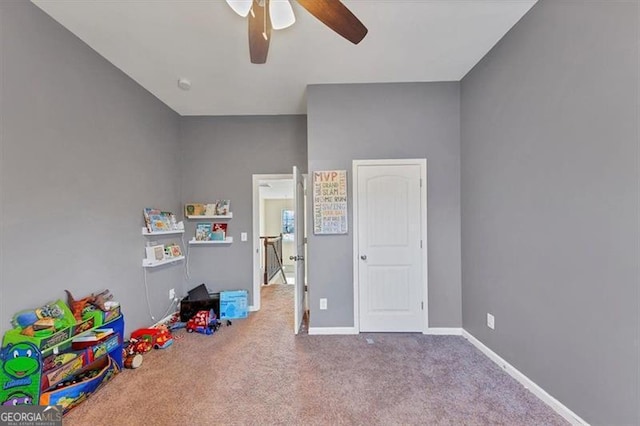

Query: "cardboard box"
<box><xmin>220</xmin><ymin>290</ymin><xmax>248</xmax><ymax>319</ymax></box>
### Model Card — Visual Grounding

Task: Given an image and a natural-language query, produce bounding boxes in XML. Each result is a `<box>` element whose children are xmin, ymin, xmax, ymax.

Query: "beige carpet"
<box><xmin>64</xmin><ymin>284</ymin><xmax>567</xmax><ymax>425</ymax></box>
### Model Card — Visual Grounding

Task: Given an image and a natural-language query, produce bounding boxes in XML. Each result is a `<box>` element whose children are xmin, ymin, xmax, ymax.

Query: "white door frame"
<box><xmin>252</xmin><ymin>173</ymin><xmax>293</xmax><ymax>312</ymax></box>
<box><xmin>352</xmin><ymin>159</ymin><xmax>429</xmax><ymax>333</ymax></box>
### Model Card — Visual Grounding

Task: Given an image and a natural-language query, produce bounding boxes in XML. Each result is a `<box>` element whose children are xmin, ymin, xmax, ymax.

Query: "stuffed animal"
<box><xmin>91</xmin><ymin>289</ymin><xmax>113</xmax><ymax>311</ymax></box>
<box><xmin>65</xmin><ymin>290</ymin><xmax>95</xmax><ymax>321</ymax></box>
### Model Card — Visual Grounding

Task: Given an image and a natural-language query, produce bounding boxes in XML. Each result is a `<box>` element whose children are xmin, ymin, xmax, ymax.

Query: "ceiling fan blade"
<box><xmin>249</xmin><ymin>0</ymin><xmax>272</xmax><ymax>64</ymax></box>
<box><xmin>296</xmin><ymin>0</ymin><xmax>367</xmax><ymax>44</ymax></box>
<box><xmin>270</xmin><ymin>0</ymin><xmax>295</xmax><ymax>30</ymax></box>
<box><xmin>226</xmin><ymin>0</ymin><xmax>253</xmax><ymax>17</ymax></box>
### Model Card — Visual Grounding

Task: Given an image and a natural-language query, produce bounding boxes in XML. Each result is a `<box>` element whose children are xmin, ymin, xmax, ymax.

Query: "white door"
<box><xmin>292</xmin><ymin>166</ymin><xmax>306</xmax><ymax>334</ymax></box>
<box><xmin>355</xmin><ymin>160</ymin><xmax>426</xmax><ymax>332</ymax></box>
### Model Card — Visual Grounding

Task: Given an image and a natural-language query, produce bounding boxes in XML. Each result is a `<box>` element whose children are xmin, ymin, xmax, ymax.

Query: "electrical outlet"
<box><xmin>319</xmin><ymin>298</ymin><xmax>328</xmax><ymax>310</ymax></box>
<box><xmin>487</xmin><ymin>313</ymin><xmax>495</xmax><ymax>330</ymax></box>
<box><xmin>169</xmin><ymin>288</ymin><xmax>175</xmax><ymax>300</ymax></box>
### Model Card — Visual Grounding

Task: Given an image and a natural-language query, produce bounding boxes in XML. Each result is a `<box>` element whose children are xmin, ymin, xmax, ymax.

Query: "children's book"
<box><xmin>216</xmin><ymin>200</ymin><xmax>230</xmax><ymax>216</ymax></box>
<box><xmin>195</xmin><ymin>223</ymin><xmax>212</xmax><ymax>241</ymax></box>
<box><xmin>212</xmin><ymin>223</ymin><xmax>228</xmax><ymax>237</ymax></box>
<box><xmin>72</xmin><ymin>328</ymin><xmax>114</xmax><ymax>343</ymax></box>
<box><xmin>168</xmin><ymin>244</ymin><xmax>182</xmax><ymax>257</ymax></box>
<box><xmin>143</xmin><ymin>208</ymin><xmax>161</xmax><ymax>232</ymax></box>
<box><xmin>148</xmin><ymin>214</ymin><xmax>171</xmax><ymax>232</ymax></box>
<box><xmin>144</xmin><ymin>208</ymin><xmax>178</xmax><ymax>232</ymax></box>
<box><xmin>185</xmin><ymin>203</ymin><xmax>205</xmax><ymax>217</ymax></box>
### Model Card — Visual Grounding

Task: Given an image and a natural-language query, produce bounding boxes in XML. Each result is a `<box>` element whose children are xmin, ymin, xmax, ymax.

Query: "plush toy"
<box><xmin>65</xmin><ymin>290</ymin><xmax>95</xmax><ymax>321</ymax></box>
<box><xmin>12</xmin><ymin>302</ymin><xmax>64</xmax><ymax>329</ymax></box>
<box><xmin>91</xmin><ymin>289</ymin><xmax>113</xmax><ymax>311</ymax></box>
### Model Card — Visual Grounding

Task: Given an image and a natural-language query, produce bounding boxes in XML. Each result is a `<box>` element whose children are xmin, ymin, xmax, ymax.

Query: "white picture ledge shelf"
<box><xmin>186</xmin><ymin>213</ymin><xmax>233</xmax><ymax>219</ymax></box>
<box><xmin>142</xmin><ymin>227</ymin><xmax>185</xmax><ymax>236</ymax></box>
<box><xmin>142</xmin><ymin>256</ymin><xmax>185</xmax><ymax>268</ymax></box>
<box><xmin>189</xmin><ymin>237</ymin><xmax>233</xmax><ymax>245</ymax></box>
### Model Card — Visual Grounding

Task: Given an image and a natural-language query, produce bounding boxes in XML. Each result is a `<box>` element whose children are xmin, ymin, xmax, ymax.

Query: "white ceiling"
<box><xmin>31</xmin><ymin>0</ymin><xmax>537</xmax><ymax>116</ymax></box>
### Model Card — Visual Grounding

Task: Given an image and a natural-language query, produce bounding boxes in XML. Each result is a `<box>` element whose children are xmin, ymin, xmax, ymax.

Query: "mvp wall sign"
<box><xmin>313</xmin><ymin>170</ymin><xmax>348</xmax><ymax>235</ymax></box>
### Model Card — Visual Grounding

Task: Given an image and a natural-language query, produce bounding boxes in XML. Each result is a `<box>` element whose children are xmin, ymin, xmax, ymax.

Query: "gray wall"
<box><xmin>179</xmin><ymin>116</ymin><xmax>307</xmax><ymax>304</ymax></box>
<box><xmin>0</xmin><ymin>1</ymin><xmax>182</xmax><ymax>336</ymax></box>
<box><xmin>307</xmin><ymin>82</ymin><xmax>461</xmax><ymax>328</ymax></box>
<box><xmin>460</xmin><ymin>1</ymin><xmax>639</xmax><ymax>424</ymax></box>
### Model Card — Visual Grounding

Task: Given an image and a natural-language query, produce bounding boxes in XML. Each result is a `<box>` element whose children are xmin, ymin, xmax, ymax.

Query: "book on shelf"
<box><xmin>167</xmin><ymin>244</ymin><xmax>182</xmax><ymax>257</ymax></box>
<box><xmin>72</xmin><ymin>328</ymin><xmax>114</xmax><ymax>343</ymax></box>
<box><xmin>148</xmin><ymin>214</ymin><xmax>171</xmax><ymax>232</ymax></box>
<box><xmin>212</xmin><ymin>223</ymin><xmax>228</xmax><ymax>239</ymax></box>
<box><xmin>185</xmin><ymin>203</ymin><xmax>205</xmax><ymax>217</ymax></box>
<box><xmin>145</xmin><ymin>245</ymin><xmax>165</xmax><ymax>262</ymax></box>
<box><xmin>204</xmin><ymin>203</ymin><xmax>217</xmax><ymax>216</ymax></box>
<box><xmin>216</xmin><ymin>200</ymin><xmax>230</xmax><ymax>216</ymax></box>
<box><xmin>144</xmin><ymin>208</ymin><xmax>179</xmax><ymax>232</ymax></box>
<box><xmin>195</xmin><ymin>223</ymin><xmax>212</xmax><ymax>241</ymax></box>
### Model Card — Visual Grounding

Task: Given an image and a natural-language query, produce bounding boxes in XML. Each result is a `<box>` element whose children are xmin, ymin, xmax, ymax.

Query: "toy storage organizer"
<box><xmin>0</xmin><ymin>314</ymin><xmax>124</xmax><ymax>414</ymax></box>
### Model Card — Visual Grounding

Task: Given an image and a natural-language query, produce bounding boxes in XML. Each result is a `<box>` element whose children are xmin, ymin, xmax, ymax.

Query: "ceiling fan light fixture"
<box><xmin>269</xmin><ymin>0</ymin><xmax>295</xmax><ymax>30</ymax></box>
<box><xmin>226</xmin><ymin>0</ymin><xmax>253</xmax><ymax>17</ymax></box>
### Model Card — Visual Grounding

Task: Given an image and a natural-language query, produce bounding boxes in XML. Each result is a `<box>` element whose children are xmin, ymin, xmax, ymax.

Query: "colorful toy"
<box><xmin>65</xmin><ymin>290</ymin><xmax>95</xmax><ymax>322</ymax></box>
<box><xmin>129</xmin><ymin>327</ymin><xmax>174</xmax><ymax>350</ymax></box>
<box><xmin>186</xmin><ymin>310</ymin><xmax>220</xmax><ymax>335</ymax></box>
<box><xmin>128</xmin><ymin>338</ymin><xmax>152</xmax><ymax>354</ymax></box>
<box><xmin>123</xmin><ymin>354</ymin><xmax>143</xmax><ymax>369</ymax></box>
<box><xmin>12</xmin><ymin>303</ymin><xmax>65</xmax><ymax>333</ymax></box>
<box><xmin>91</xmin><ymin>289</ymin><xmax>113</xmax><ymax>311</ymax></box>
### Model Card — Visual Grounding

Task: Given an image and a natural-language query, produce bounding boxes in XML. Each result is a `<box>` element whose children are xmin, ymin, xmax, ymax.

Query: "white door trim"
<box><xmin>352</xmin><ymin>159</ymin><xmax>428</xmax><ymax>333</ymax></box>
<box><xmin>252</xmin><ymin>173</ymin><xmax>293</xmax><ymax>312</ymax></box>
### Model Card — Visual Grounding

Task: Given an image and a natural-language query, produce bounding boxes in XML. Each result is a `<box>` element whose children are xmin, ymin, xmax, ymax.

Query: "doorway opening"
<box><xmin>252</xmin><ymin>172</ymin><xmax>308</xmax><ymax>334</ymax></box>
<box><xmin>259</xmin><ymin>177</ymin><xmax>295</xmax><ymax>287</ymax></box>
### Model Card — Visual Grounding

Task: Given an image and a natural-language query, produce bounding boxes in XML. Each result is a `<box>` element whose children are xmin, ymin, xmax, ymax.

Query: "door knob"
<box><xmin>289</xmin><ymin>255</ymin><xmax>304</xmax><ymax>261</ymax></box>
<box><xmin>289</xmin><ymin>256</ymin><xmax>296</xmax><ymax>261</ymax></box>
<box><xmin>360</xmin><ymin>255</ymin><xmax>367</xmax><ymax>260</ymax></box>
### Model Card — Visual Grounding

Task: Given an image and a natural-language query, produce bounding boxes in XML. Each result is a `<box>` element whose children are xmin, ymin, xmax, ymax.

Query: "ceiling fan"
<box><xmin>226</xmin><ymin>0</ymin><xmax>368</xmax><ymax>64</ymax></box>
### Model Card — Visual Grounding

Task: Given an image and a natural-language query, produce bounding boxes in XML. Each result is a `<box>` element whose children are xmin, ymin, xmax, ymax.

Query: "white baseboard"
<box><xmin>308</xmin><ymin>327</ymin><xmax>358</xmax><ymax>335</ymax></box>
<box><xmin>249</xmin><ymin>305</ymin><xmax>258</xmax><ymax>312</ymax></box>
<box><xmin>424</xmin><ymin>327</ymin><xmax>462</xmax><ymax>335</ymax></box>
<box><xmin>461</xmin><ymin>330</ymin><xmax>589</xmax><ymax>426</ymax></box>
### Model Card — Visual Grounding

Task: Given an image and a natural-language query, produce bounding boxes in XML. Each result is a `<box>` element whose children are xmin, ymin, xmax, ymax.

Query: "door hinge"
<box><xmin>420</xmin><ymin>240</ymin><xmax>423</xmax><ymax>249</ymax></box>
<box><xmin>421</xmin><ymin>301</ymin><xmax>424</xmax><ymax>310</ymax></box>
<box><xmin>420</xmin><ymin>178</ymin><xmax>423</xmax><ymax>188</ymax></box>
